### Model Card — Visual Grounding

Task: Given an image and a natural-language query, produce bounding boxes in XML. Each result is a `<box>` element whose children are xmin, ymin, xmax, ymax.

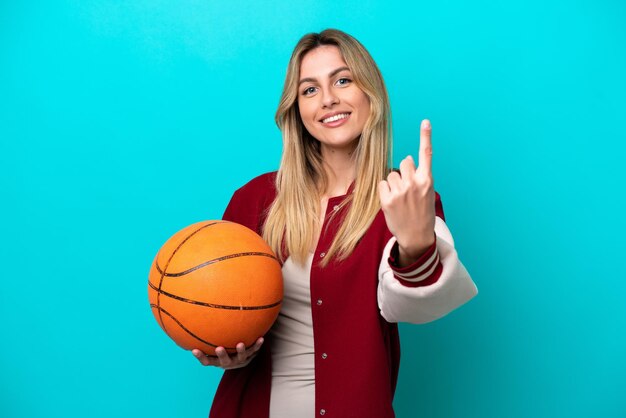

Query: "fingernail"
<box><xmin>422</xmin><ymin>120</ymin><xmax>431</xmax><ymax>129</ymax></box>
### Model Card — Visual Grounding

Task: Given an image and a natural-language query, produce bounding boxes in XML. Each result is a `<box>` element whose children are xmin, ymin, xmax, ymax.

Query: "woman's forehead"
<box><xmin>299</xmin><ymin>45</ymin><xmax>349</xmax><ymax>78</ymax></box>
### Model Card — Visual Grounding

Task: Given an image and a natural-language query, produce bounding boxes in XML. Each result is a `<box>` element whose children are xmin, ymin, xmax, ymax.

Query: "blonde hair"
<box><xmin>263</xmin><ymin>28</ymin><xmax>393</xmax><ymax>267</ymax></box>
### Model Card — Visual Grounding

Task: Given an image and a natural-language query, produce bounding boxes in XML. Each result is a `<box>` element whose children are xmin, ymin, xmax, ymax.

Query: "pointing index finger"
<box><xmin>419</xmin><ymin>119</ymin><xmax>433</xmax><ymax>174</ymax></box>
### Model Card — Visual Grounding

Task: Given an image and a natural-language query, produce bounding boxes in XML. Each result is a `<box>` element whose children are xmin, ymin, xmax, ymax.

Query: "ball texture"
<box><xmin>148</xmin><ymin>220</ymin><xmax>283</xmax><ymax>356</ymax></box>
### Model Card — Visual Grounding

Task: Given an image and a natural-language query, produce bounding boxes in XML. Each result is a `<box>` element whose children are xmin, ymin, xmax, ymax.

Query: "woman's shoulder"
<box><xmin>232</xmin><ymin>171</ymin><xmax>277</xmax><ymax>198</ymax></box>
<box><xmin>222</xmin><ymin>171</ymin><xmax>278</xmax><ymax>231</ymax></box>
<box><xmin>228</xmin><ymin>170</ymin><xmax>279</xmax><ymax>209</ymax></box>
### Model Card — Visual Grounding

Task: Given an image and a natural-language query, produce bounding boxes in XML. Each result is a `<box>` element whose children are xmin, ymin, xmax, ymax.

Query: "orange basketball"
<box><xmin>148</xmin><ymin>220</ymin><xmax>283</xmax><ymax>356</ymax></box>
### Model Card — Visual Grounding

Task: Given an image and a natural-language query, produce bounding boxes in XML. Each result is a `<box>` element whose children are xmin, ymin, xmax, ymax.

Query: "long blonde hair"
<box><xmin>263</xmin><ymin>28</ymin><xmax>393</xmax><ymax>267</ymax></box>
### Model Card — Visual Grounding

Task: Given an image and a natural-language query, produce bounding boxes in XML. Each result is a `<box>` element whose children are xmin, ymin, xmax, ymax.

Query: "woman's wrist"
<box><xmin>396</xmin><ymin>232</ymin><xmax>436</xmax><ymax>268</ymax></box>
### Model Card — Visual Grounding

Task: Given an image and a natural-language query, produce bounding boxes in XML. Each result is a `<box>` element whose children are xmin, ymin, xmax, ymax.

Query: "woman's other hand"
<box><xmin>191</xmin><ymin>337</ymin><xmax>264</xmax><ymax>369</ymax></box>
<box><xmin>378</xmin><ymin>119</ymin><xmax>436</xmax><ymax>265</ymax></box>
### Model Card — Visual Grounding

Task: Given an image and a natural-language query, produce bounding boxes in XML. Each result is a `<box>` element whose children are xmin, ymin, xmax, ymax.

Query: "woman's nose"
<box><xmin>321</xmin><ymin>88</ymin><xmax>339</xmax><ymax>108</ymax></box>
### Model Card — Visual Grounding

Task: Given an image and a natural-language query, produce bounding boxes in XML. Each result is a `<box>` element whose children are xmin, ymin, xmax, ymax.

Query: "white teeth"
<box><xmin>322</xmin><ymin>113</ymin><xmax>349</xmax><ymax>123</ymax></box>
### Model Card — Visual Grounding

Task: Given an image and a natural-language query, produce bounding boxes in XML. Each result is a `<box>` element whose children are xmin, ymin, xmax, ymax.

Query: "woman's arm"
<box><xmin>377</xmin><ymin>216</ymin><xmax>478</xmax><ymax>324</ymax></box>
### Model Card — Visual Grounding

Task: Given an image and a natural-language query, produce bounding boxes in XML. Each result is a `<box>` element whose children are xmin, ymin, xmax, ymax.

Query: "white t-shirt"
<box><xmin>269</xmin><ymin>252</ymin><xmax>316</xmax><ymax>418</ymax></box>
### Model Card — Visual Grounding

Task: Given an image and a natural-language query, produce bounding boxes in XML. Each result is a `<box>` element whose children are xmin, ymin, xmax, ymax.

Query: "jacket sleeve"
<box><xmin>377</xmin><ymin>215</ymin><xmax>478</xmax><ymax>324</ymax></box>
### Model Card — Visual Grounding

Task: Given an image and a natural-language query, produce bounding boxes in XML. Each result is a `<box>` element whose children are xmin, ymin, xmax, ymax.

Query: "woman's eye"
<box><xmin>337</xmin><ymin>77</ymin><xmax>352</xmax><ymax>86</ymax></box>
<box><xmin>303</xmin><ymin>86</ymin><xmax>316</xmax><ymax>95</ymax></box>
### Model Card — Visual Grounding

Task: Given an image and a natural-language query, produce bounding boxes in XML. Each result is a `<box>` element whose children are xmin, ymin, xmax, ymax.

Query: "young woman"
<box><xmin>192</xmin><ymin>28</ymin><xmax>478</xmax><ymax>418</ymax></box>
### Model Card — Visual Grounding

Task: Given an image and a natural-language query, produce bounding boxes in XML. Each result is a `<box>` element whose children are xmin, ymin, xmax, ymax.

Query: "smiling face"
<box><xmin>297</xmin><ymin>45</ymin><xmax>370</xmax><ymax>155</ymax></box>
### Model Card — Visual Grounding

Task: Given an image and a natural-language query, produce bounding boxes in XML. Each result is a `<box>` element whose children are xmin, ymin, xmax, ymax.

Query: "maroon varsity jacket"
<box><xmin>209</xmin><ymin>171</ymin><xmax>477</xmax><ymax>418</ymax></box>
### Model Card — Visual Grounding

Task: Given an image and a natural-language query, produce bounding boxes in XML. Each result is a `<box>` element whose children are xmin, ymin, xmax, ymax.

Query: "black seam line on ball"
<box><xmin>148</xmin><ymin>281</ymin><xmax>282</xmax><ymax>310</ymax></box>
<box><xmin>150</xmin><ymin>303</ymin><xmax>227</xmax><ymax>349</ymax></box>
<box><xmin>155</xmin><ymin>252</ymin><xmax>280</xmax><ymax>277</ymax></box>
<box><xmin>156</xmin><ymin>221</ymin><xmax>225</xmax><ymax>336</ymax></box>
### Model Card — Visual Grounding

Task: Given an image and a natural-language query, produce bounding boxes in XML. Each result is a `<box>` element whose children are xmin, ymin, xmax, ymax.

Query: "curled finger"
<box><xmin>192</xmin><ymin>349</ymin><xmax>218</xmax><ymax>367</ymax></box>
<box><xmin>215</xmin><ymin>347</ymin><xmax>232</xmax><ymax>368</ymax></box>
<box><xmin>236</xmin><ymin>343</ymin><xmax>247</xmax><ymax>364</ymax></box>
<box><xmin>386</xmin><ymin>170</ymin><xmax>403</xmax><ymax>191</ymax></box>
<box><xmin>399</xmin><ymin>156</ymin><xmax>416</xmax><ymax>185</ymax></box>
<box><xmin>251</xmin><ymin>337</ymin><xmax>264</xmax><ymax>353</ymax></box>
<box><xmin>244</xmin><ymin>338</ymin><xmax>264</xmax><ymax>358</ymax></box>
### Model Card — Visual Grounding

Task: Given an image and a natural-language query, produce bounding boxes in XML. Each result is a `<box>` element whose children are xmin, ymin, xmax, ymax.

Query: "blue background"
<box><xmin>1</xmin><ymin>1</ymin><xmax>625</xmax><ymax>417</ymax></box>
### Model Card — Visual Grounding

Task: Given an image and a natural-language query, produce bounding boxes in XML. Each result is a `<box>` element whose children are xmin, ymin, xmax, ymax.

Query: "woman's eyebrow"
<box><xmin>298</xmin><ymin>66</ymin><xmax>351</xmax><ymax>86</ymax></box>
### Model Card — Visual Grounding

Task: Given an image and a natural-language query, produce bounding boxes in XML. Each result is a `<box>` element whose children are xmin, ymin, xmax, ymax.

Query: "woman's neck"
<box><xmin>320</xmin><ymin>144</ymin><xmax>356</xmax><ymax>197</ymax></box>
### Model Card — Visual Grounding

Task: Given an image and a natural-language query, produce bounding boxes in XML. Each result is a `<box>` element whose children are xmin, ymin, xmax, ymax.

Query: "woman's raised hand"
<box><xmin>192</xmin><ymin>337</ymin><xmax>264</xmax><ymax>369</ymax></box>
<box><xmin>378</xmin><ymin>119</ymin><xmax>436</xmax><ymax>265</ymax></box>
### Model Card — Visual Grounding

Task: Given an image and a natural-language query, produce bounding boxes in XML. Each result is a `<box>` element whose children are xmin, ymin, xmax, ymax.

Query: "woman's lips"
<box><xmin>321</xmin><ymin>113</ymin><xmax>351</xmax><ymax>128</ymax></box>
